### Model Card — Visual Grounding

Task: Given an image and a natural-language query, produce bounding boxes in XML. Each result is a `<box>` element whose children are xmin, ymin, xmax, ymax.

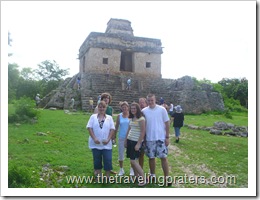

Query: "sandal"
<box><xmin>138</xmin><ymin>181</ymin><xmax>146</xmax><ymax>187</ymax></box>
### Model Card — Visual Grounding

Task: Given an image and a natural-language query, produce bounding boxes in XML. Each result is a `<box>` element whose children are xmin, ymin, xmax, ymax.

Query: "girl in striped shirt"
<box><xmin>125</xmin><ymin>102</ymin><xmax>146</xmax><ymax>186</ymax></box>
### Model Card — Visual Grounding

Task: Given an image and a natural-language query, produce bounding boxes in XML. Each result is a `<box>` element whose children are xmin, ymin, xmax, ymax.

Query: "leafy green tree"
<box><xmin>8</xmin><ymin>63</ymin><xmax>20</xmax><ymax>102</ymax></box>
<box><xmin>34</xmin><ymin>60</ymin><xmax>69</xmax><ymax>81</ymax></box>
<box><xmin>218</xmin><ymin>78</ymin><xmax>248</xmax><ymax>108</ymax></box>
<box><xmin>16</xmin><ymin>79</ymin><xmax>41</xmax><ymax>100</ymax></box>
<box><xmin>20</xmin><ymin>67</ymin><xmax>35</xmax><ymax>80</ymax></box>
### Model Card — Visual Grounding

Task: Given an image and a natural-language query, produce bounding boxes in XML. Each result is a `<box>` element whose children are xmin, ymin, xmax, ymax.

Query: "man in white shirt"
<box><xmin>142</xmin><ymin>94</ymin><xmax>171</xmax><ymax>186</ymax></box>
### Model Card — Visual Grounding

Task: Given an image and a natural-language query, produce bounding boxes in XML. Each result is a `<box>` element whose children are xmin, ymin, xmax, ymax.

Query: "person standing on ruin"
<box><xmin>126</xmin><ymin>78</ymin><xmax>132</xmax><ymax>90</ymax></box>
<box><xmin>142</xmin><ymin>94</ymin><xmax>171</xmax><ymax>186</ymax></box>
<box><xmin>106</xmin><ymin>67</ymin><xmax>110</xmax><ymax>80</ymax></box>
<box><xmin>89</xmin><ymin>97</ymin><xmax>94</xmax><ymax>112</ymax></box>
<box><xmin>35</xmin><ymin>94</ymin><xmax>41</xmax><ymax>108</ymax></box>
<box><xmin>69</xmin><ymin>97</ymin><xmax>75</xmax><ymax>111</ymax></box>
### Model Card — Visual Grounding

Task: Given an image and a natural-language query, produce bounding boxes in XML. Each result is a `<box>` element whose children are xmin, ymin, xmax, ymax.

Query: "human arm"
<box><xmin>124</xmin><ymin>125</ymin><xmax>131</xmax><ymax>148</ymax></box>
<box><xmin>88</xmin><ymin>127</ymin><xmax>100</xmax><ymax>144</ymax></box>
<box><xmin>135</xmin><ymin>118</ymin><xmax>146</xmax><ymax>151</ymax></box>
<box><xmin>113</xmin><ymin>115</ymin><xmax>120</xmax><ymax>140</ymax></box>
<box><xmin>94</xmin><ymin>106</ymin><xmax>98</xmax><ymax>114</ymax></box>
<box><xmin>102</xmin><ymin>128</ymin><xmax>115</xmax><ymax>145</ymax></box>
<box><xmin>165</xmin><ymin>120</ymin><xmax>170</xmax><ymax>146</ymax></box>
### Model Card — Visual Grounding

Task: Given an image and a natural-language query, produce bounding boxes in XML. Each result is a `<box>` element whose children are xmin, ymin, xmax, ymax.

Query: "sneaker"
<box><xmin>149</xmin><ymin>174</ymin><xmax>156</xmax><ymax>183</ymax></box>
<box><xmin>118</xmin><ymin>168</ymin><xmax>125</xmax><ymax>176</ymax></box>
<box><xmin>130</xmin><ymin>168</ymin><xmax>134</xmax><ymax>176</ymax></box>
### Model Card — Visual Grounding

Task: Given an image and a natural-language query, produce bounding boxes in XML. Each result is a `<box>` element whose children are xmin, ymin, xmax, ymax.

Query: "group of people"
<box><xmin>86</xmin><ymin>92</ymin><xmax>184</xmax><ymax>187</ymax></box>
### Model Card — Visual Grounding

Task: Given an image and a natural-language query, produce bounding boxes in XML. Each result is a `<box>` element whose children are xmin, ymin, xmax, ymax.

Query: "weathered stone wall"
<box><xmin>133</xmin><ymin>52</ymin><xmax>161</xmax><ymax>77</ymax></box>
<box><xmin>81</xmin><ymin>48</ymin><xmax>121</xmax><ymax>73</ymax></box>
<box><xmin>80</xmin><ymin>48</ymin><xmax>161</xmax><ymax>78</ymax></box>
<box><xmin>105</xmin><ymin>18</ymin><xmax>133</xmax><ymax>36</ymax></box>
<box><xmin>169</xmin><ymin>76</ymin><xmax>225</xmax><ymax>114</ymax></box>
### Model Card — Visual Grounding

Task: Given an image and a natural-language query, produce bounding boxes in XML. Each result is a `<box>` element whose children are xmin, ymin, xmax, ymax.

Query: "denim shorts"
<box><xmin>92</xmin><ymin>148</ymin><xmax>112</xmax><ymax>171</ymax></box>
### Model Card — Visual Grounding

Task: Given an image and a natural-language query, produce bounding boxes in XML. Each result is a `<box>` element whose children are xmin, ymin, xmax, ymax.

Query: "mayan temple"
<box><xmin>40</xmin><ymin>18</ymin><xmax>225</xmax><ymax>114</ymax></box>
<box><xmin>78</xmin><ymin>18</ymin><xmax>163</xmax><ymax>78</ymax></box>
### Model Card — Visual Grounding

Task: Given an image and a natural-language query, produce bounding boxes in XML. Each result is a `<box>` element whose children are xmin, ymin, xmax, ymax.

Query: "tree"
<box><xmin>20</xmin><ymin>67</ymin><xmax>35</xmax><ymax>80</ymax></box>
<box><xmin>8</xmin><ymin>63</ymin><xmax>20</xmax><ymax>102</ymax></box>
<box><xmin>34</xmin><ymin>60</ymin><xmax>69</xmax><ymax>81</ymax></box>
<box><xmin>218</xmin><ymin>78</ymin><xmax>248</xmax><ymax>108</ymax></box>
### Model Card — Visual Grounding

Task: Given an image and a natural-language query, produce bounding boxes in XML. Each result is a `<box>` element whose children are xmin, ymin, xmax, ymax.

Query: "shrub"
<box><xmin>8</xmin><ymin>97</ymin><xmax>39</xmax><ymax>123</ymax></box>
<box><xmin>8</xmin><ymin>165</ymin><xmax>34</xmax><ymax>188</ymax></box>
<box><xmin>224</xmin><ymin>109</ymin><xmax>233</xmax><ymax>119</ymax></box>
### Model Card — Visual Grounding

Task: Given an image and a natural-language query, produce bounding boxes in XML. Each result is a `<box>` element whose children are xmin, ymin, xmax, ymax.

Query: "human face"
<box><xmin>130</xmin><ymin>105</ymin><xmax>137</xmax><ymax>115</ymax></box>
<box><xmin>121</xmin><ymin>105</ymin><xmax>129</xmax><ymax>114</ymax></box>
<box><xmin>102</xmin><ymin>96</ymin><xmax>110</xmax><ymax>105</ymax></box>
<box><xmin>98</xmin><ymin>105</ymin><xmax>106</xmax><ymax>114</ymax></box>
<box><xmin>139</xmin><ymin>99</ymin><xmax>147</xmax><ymax>109</ymax></box>
<box><xmin>147</xmin><ymin>96</ymin><xmax>156</xmax><ymax>108</ymax></box>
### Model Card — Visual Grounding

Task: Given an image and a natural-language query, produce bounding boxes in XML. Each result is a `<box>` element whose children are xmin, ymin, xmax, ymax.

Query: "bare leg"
<box><xmin>139</xmin><ymin>151</ymin><xmax>144</xmax><ymax>169</ymax></box>
<box><xmin>149</xmin><ymin>158</ymin><xmax>156</xmax><ymax>175</ymax></box>
<box><xmin>161</xmin><ymin>157</ymin><xmax>172</xmax><ymax>186</ymax></box>
<box><xmin>161</xmin><ymin>157</ymin><xmax>169</xmax><ymax>177</ymax></box>
<box><xmin>130</xmin><ymin>159</ymin><xmax>146</xmax><ymax>186</ymax></box>
<box><xmin>119</xmin><ymin>160</ymin><xmax>123</xmax><ymax>168</ymax></box>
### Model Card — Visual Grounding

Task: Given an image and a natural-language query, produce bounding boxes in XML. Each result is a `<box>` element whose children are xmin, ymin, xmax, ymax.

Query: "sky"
<box><xmin>2</xmin><ymin>1</ymin><xmax>256</xmax><ymax>83</ymax></box>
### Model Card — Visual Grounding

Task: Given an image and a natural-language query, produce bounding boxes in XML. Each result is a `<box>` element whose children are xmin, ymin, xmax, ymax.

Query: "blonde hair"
<box><xmin>98</xmin><ymin>100</ymin><xmax>107</xmax><ymax>108</ymax></box>
<box><xmin>120</xmin><ymin>101</ymin><xmax>129</xmax><ymax>107</ymax></box>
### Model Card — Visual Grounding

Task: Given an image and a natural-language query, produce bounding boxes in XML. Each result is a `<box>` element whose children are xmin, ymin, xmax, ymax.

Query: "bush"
<box><xmin>224</xmin><ymin>109</ymin><xmax>233</xmax><ymax>119</ymax></box>
<box><xmin>224</xmin><ymin>97</ymin><xmax>247</xmax><ymax>112</ymax></box>
<box><xmin>8</xmin><ymin>97</ymin><xmax>39</xmax><ymax>123</ymax></box>
<box><xmin>8</xmin><ymin>165</ymin><xmax>34</xmax><ymax>188</ymax></box>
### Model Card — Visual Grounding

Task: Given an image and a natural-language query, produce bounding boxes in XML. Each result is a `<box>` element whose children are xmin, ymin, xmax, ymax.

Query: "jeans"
<box><xmin>92</xmin><ymin>148</ymin><xmax>112</xmax><ymax>171</ymax></box>
<box><xmin>174</xmin><ymin>127</ymin><xmax>181</xmax><ymax>137</ymax></box>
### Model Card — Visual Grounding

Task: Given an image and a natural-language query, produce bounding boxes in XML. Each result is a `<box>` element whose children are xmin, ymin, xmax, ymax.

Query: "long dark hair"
<box><xmin>129</xmin><ymin>102</ymin><xmax>143</xmax><ymax>119</ymax></box>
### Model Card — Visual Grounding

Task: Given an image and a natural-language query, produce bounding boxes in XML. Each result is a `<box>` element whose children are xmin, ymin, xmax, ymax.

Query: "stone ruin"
<box><xmin>39</xmin><ymin>18</ymin><xmax>225</xmax><ymax>114</ymax></box>
<box><xmin>187</xmin><ymin>121</ymin><xmax>248</xmax><ymax>137</ymax></box>
<box><xmin>39</xmin><ymin>73</ymin><xmax>225</xmax><ymax>114</ymax></box>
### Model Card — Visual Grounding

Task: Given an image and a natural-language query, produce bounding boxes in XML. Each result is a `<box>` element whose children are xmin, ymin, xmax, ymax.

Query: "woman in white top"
<box><xmin>87</xmin><ymin>101</ymin><xmax>115</xmax><ymax>178</ymax></box>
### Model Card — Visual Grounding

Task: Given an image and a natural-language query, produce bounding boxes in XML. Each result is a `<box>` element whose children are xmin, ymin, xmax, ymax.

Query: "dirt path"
<box><xmin>168</xmin><ymin>141</ymin><xmax>231</xmax><ymax>188</ymax></box>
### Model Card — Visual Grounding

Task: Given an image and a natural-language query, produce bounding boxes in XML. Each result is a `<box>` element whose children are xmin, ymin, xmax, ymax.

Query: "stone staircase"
<box><xmin>79</xmin><ymin>72</ymin><xmax>175</xmax><ymax>112</ymax></box>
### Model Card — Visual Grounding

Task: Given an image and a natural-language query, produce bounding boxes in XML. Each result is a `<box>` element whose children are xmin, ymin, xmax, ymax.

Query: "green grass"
<box><xmin>8</xmin><ymin>109</ymin><xmax>248</xmax><ymax>188</ymax></box>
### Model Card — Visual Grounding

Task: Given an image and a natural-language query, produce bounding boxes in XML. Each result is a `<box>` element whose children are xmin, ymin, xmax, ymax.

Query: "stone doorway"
<box><xmin>120</xmin><ymin>52</ymin><xmax>133</xmax><ymax>72</ymax></box>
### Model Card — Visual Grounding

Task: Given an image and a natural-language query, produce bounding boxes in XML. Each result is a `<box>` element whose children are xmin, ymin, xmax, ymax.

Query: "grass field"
<box><xmin>8</xmin><ymin>107</ymin><xmax>248</xmax><ymax>188</ymax></box>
